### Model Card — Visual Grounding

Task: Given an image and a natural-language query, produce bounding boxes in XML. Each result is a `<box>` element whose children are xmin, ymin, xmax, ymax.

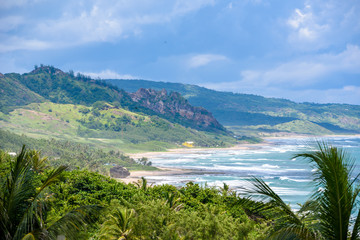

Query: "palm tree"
<box><xmin>98</xmin><ymin>204</ymin><xmax>135</xmax><ymax>240</ymax></box>
<box><xmin>248</xmin><ymin>142</ymin><xmax>360</xmax><ymax>240</ymax></box>
<box><xmin>0</xmin><ymin>146</ymin><xmax>102</xmax><ymax>240</ymax></box>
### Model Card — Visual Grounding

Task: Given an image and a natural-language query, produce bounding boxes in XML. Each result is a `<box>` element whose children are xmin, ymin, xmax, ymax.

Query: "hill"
<box><xmin>105</xmin><ymin>79</ymin><xmax>360</xmax><ymax>136</ymax></box>
<box><xmin>0</xmin><ymin>66</ymin><xmax>235</xmax><ymax>155</ymax></box>
<box><xmin>1</xmin><ymin>66</ymin><xmax>225</xmax><ymax>133</ymax></box>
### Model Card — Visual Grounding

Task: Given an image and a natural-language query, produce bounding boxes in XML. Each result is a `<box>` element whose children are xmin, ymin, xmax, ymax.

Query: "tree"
<box><xmin>0</xmin><ymin>146</ymin><xmax>102</xmax><ymax>240</ymax></box>
<box><xmin>98</xmin><ymin>200</ymin><xmax>135</xmax><ymax>240</ymax></box>
<box><xmin>248</xmin><ymin>142</ymin><xmax>360</xmax><ymax>240</ymax></box>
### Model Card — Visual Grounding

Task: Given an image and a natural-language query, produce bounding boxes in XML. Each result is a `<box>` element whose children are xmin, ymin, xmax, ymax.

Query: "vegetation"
<box><xmin>0</xmin><ymin>101</ymin><xmax>235</xmax><ymax>152</ymax></box>
<box><xmin>106</xmin><ymin>79</ymin><xmax>360</xmax><ymax>136</ymax></box>
<box><xmin>1</xmin><ymin>142</ymin><xmax>360</xmax><ymax>239</ymax></box>
<box><xmin>247</xmin><ymin>143</ymin><xmax>360</xmax><ymax>239</ymax></box>
<box><xmin>0</xmin><ymin>66</ymin><xmax>237</xmax><ymax>154</ymax></box>
<box><xmin>0</xmin><ymin>147</ymin><xmax>269</xmax><ymax>239</ymax></box>
<box><xmin>0</xmin><ymin>146</ymin><xmax>102</xmax><ymax>240</ymax></box>
<box><xmin>0</xmin><ymin>129</ymin><xmax>155</xmax><ymax>173</ymax></box>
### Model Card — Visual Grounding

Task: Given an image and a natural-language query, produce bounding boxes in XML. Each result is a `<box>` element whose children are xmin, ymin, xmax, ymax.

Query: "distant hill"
<box><xmin>105</xmin><ymin>79</ymin><xmax>360</xmax><ymax>136</ymax></box>
<box><xmin>0</xmin><ymin>66</ymin><xmax>235</xmax><ymax>154</ymax></box>
<box><xmin>0</xmin><ymin>66</ymin><xmax>226</xmax><ymax>134</ymax></box>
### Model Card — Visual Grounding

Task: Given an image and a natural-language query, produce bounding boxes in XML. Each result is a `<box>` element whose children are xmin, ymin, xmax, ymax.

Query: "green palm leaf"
<box><xmin>295</xmin><ymin>142</ymin><xmax>360</xmax><ymax>240</ymax></box>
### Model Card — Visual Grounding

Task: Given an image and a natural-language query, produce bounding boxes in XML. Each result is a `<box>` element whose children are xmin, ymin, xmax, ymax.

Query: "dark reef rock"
<box><xmin>110</xmin><ymin>166</ymin><xmax>130</xmax><ymax>178</ymax></box>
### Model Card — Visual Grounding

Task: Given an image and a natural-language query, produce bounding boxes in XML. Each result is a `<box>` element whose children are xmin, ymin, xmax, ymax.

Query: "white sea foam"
<box><xmin>279</xmin><ymin>177</ymin><xmax>311</xmax><ymax>182</ymax></box>
<box><xmin>270</xmin><ymin>187</ymin><xmax>309</xmax><ymax>196</ymax></box>
<box><xmin>262</xmin><ymin>164</ymin><xmax>280</xmax><ymax>169</ymax></box>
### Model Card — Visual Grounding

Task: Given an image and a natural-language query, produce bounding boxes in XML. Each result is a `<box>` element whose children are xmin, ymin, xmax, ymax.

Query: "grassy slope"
<box><xmin>0</xmin><ymin>102</ymin><xmax>235</xmax><ymax>153</ymax></box>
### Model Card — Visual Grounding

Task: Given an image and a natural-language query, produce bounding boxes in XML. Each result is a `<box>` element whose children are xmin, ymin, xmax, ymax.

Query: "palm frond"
<box><xmin>350</xmin><ymin>208</ymin><xmax>360</xmax><ymax>240</ymax></box>
<box><xmin>247</xmin><ymin>176</ymin><xmax>302</xmax><ymax>225</ymax></box>
<box><xmin>294</xmin><ymin>142</ymin><xmax>359</xmax><ymax>240</ymax></box>
<box><xmin>47</xmin><ymin>205</ymin><xmax>103</xmax><ymax>240</ymax></box>
<box><xmin>98</xmin><ymin>207</ymin><xmax>135</xmax><ymax>240</ymax></box>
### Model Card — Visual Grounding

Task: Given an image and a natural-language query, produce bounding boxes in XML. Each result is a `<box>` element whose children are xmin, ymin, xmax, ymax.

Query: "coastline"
<box><xmin>117</xmin><ymin>167</ymin><xmax>212</xmax><ymax>184</ymax></box>
<box><xmin>128</xmin><ymin>134</ymin><xmax>360</xmax><ymax>159</ymax></box>
<box><xmin>128</xmin><ymin>142</ymin><xmax>270</xmax><ymax>159</ymax></box>
<box><xmin>121</xmin><ymin>134</ymin><xmax>360</xmax><ymax>185</ymax></box>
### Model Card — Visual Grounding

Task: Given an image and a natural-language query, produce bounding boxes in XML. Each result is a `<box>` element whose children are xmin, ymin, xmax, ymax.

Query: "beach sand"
<box><xmin>116</xmin><ymin>167</ymin><xmax>211</xmax><ymax>184</ymax></box>
<box><xmin>128</xmin><ymin>142</ymin><xmax>268</xmax><ymax>159</ymax></box>
<box><xmin>119</xmin><ymin>134</ymin><xmax>360</xmax><ymax>184</ymax></box>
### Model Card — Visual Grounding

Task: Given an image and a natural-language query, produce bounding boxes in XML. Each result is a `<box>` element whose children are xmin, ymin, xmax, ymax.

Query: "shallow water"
<box><xmin>147</xmin><ymin>136</ymin><xmax>360</xmax><ymax>208</ymax></box>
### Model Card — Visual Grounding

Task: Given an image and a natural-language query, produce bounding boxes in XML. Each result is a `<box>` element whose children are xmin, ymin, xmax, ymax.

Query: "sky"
<box><xmin>0</xmin><ymin>0</ymin><xmax>360</xmax><ymax>105</ymax></box>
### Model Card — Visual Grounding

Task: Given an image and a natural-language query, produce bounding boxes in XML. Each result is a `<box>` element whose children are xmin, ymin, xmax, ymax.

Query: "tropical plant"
<box><xmin>97</xmin><ymin>202</ymin><xmax>135</xmax><ymax>240</ymax></box>
<box><xmin>248</xmin><ymin>142</ymin><xmax>360</xmax><ymax>240</ymax></box>
<box><xmin>0</xmin><ymin>146</ymin><xmax>102</xmax><ymax>240</ymax></box>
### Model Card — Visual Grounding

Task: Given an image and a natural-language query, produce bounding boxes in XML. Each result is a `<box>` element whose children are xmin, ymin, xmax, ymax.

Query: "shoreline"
<box><xmin>117</xmin><ymin>167</ymin><xmax>214</xmax><ymax>184</ymax></box>
<box><xmin>128</xmin><ymin>142</ymin><xmax>269</xmax><ymax>159</ymax></box>
<box><xmin>128</xmin><ymin>134</ymin><xmax>360</xmax><ymax>159</ymax></box>
<box><xmin>122</xmin><ymin>134</ymin><xmax>360</xmax><ymax>184</ymax></box>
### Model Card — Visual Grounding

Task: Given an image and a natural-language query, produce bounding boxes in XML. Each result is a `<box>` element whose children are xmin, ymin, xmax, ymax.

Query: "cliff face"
<box><xmin>130</xmin><ymin>88</ymin><xmax>226</xmax><ymax>133</ymax></box>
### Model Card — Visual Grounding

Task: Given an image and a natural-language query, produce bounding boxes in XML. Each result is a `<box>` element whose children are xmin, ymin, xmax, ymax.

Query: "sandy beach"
<box><xmin>121</xmin><ymin>134</ymin><xmax>360</xmax><ymax>185</ymax></box>
<box><xmin>117</xmin><ymin>167</ymin><xmax>213</xmax><ymax>184</ymax></box>
<box><xmin>128</xmin><ymin>134</ymin><xmax>360</xmax><ymax>159</ymax></box>
<box><xmin>128</xmin><ymin>142</ymin><xmax>269</xmax><ymax>159</ymax></box>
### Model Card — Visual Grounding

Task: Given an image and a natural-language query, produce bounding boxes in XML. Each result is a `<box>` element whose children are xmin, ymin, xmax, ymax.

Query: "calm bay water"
<box><xmin>146</xmin><ymin>136</ymin><xmax>360</xmax><ymax>208</ymax></box>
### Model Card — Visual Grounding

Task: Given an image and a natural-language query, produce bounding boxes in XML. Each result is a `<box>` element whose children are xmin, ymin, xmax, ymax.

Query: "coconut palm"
<box><xmin>248</xmin><ymin>142</ymin><xmax>360</xmax><ymax>240</ymax></box>
<box><xmin>98</xmin><ymin>206</ymin><xmax>135</xmax><ymax>240</ymax></box>
<box><xmin>0</xmin><ymin>146</ymin><xmax>102</xmax><ymax>240</ymax></box>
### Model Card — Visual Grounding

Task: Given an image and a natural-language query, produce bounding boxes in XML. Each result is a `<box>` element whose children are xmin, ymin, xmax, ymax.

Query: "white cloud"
<box><xmin>80</xmin><ymin>70</ymin><xmax>139</xmax><ymax>79</ymax></box>
<box><xmin>286</xmin><ymin>4</ymin><xmax>329</xmax><ymax>46</ymax></box>
<box><xmin>188</xmin><ymin>54</ymin><xmax>228</xmax><ymax>68</ymax></box>
<box><xmin>201</xmin><ymin>45</ymin><xmax>360</xmax><ymax>104</ymax></box>
<box><xmin>0</xmin><ymin>36</ymin><xmax>51</xmax><ymax>52</ymax></box>
<box><xmin>0</xmin><ymin>0</ymin><xmax>215</xmax><ymax>52</ymax></box>
<box><xmin>245</xmin><ymin>45</ymin><xmax>360</xmax><ymax>88</ymax></box>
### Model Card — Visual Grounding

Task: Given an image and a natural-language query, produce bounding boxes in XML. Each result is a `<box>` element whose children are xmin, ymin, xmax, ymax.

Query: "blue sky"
<box><xmin>1</xmin><ymin>0</ymin><xmax>359</xmax><ymax>104</ymax></box>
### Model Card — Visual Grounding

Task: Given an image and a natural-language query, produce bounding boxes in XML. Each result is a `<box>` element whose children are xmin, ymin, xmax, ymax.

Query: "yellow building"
<box><xmin>182</xmin><ymin>141</ymin><xmax>194</xmax><ymax>147</ymax></box>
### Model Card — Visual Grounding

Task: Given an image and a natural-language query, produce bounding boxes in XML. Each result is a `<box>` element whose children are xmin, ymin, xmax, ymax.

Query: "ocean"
<box><xmin>146</xmin><ymin>136</ymin><xmax>360</xmax><ymax>209</ymax></box>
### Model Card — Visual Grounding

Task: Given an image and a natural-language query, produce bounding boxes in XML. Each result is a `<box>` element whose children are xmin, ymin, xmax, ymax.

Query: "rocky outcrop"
<box><xmin>130</xmin><ymin>88</ymin><xmax>226</xmax><ymax>132</ymax></box>
<box><xmin>110</xmin><ymin>166</ymin><xmax>130</xmax><ymax>178</ymax></box>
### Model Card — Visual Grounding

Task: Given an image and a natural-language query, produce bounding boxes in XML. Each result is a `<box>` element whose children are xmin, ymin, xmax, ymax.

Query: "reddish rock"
<box><xmin>130</xmin><ymin>88</ymin><xmax>226</xmax><ymax>132</ymax></box>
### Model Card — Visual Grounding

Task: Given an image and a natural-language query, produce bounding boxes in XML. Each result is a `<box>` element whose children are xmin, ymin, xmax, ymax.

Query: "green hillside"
<box><xmin>0</xmin><ymin>73</ymin><xmax>44</xmax><ymax>113</ymax></box>
<box><xmin>0</xmin><ymin>101</ymin><xmax>235</xmax><ymax>153</ymax></box>
<box><xmin>106</xmin><ymin>79</ymin><xmax>360</xmax><ymax>136</ymax></box>
<box><xmin>1</xmin><ymin>66</ymin><xmax>227</xmax><ymax>133</ymax></box>
<box><xmin>0</xmin><ymin>66</ymin><xmax>237</xmax><ymax>155</ymax></box>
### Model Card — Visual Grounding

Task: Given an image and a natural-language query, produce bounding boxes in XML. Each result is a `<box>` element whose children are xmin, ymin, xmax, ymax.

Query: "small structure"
<box><xmin>110</xmin><ymin>166</ymin><xmax>130</xmax><ymax>178</ymax></box>
<box><xmin>182</xmin><ymin>141</ymin><xmax>194</xmax><ymax>148</ymax></box>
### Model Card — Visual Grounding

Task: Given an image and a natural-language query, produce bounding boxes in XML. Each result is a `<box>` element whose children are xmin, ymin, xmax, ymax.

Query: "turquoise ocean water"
<box><xmin>146</xmin><ymin>136</ymin><xmax>360</xmax><ymax>208</ymax></box>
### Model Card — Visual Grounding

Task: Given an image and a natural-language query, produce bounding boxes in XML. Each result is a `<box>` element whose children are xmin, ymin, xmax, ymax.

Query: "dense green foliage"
<box><xmin>248</xmin><ymin>143</ymin><xmax>360</xmax><ymax>239</ymax></box>
<box><xmin>2</xmin><ymin>143</ymin><xmax>359</xmax><ymax>239</ymax></box>
<box><xmin>0</xmin><ymin>74</ymin><xmax>44</xmax><ymax>113</ymax></box>
<box><xmin>106</xmin><ymin>79</ymin><xmax>360</xmax><ymax>135</ymax></box>
<box><xmin>0</xmin><ymin>148</ymin><xmax>269</xmax><ymax>239</ymax></box>
<box><xmin>0</xmin><ymin>147</ymin><xmax>102</xmax><ymax>240</ymax></box>
<box><xmin>0</xmin><ymin>129</ymin><xmax>154</xmax><ymax>173</ymax></box>
<box><xmin>48</xmin><ymin>170</ymin><xmax>269</xmax><ymax>239</ymax></box>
